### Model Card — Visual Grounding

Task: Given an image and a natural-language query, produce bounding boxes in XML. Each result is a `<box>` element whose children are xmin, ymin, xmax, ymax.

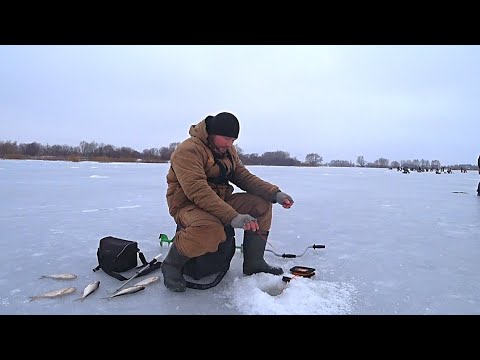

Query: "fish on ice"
<box><xmin>28</xmin><ymin>287</ymin><xmax>77</xmax><ymax>302</ymax></box>
<box><xmin>39</xmin><ymin>273</ymin><xmax>77</xmax><ymax>280</ymax></box>
<box><xmin>102</xmin><ymin>285</ymin><xmax>145</xmax><ymax>299</ymax></box>
<box><xmin>73</xmin><ymin>280</ymin><xmax>100</xmax><ymax>301</ymax></box>
<box><xmin>133</xmin><ymin>276</ymin><xmax>160</xmax><ymax>287</ymax></box>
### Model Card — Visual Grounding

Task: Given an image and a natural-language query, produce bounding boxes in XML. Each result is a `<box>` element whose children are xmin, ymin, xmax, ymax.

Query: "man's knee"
<box><xmin>201</xmin><ymin>223</ymin><xmax>228</xmax><ymax>252</ymax></box>
<box><xmin>250</xmin><ymin>196</ymin><xmax>273</xmax><ymax>218</ymax></box>
<box><xmin>176</xmin><ymin>222</ymin><xmax>226</xmax><ymax>257</ymax></box>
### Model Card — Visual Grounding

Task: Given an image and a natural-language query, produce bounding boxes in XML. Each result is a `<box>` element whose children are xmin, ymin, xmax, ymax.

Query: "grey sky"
<box><xmin>1</xmin><ymin>45</ymin><xmax>479</xmax><ymax>165</ymax></box>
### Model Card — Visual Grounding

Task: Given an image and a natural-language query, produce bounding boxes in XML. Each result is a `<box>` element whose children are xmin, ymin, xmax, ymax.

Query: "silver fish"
<box><xmin>28</xmin><ymin>287</ymin><xmax>77</xmax><ymax>302</ymax></box>
<box><xmin>73</xmin><ymin>280</ymin><xmax>100</xmax><ymax>301</ymax></box>
<box><xmin>39</xmin><ymin>273</ymin><xmax>77</xmax><ymax>280</ymax></box>
<box><xmin>133</xmin><ymin>276</ymin><xmax>160</xmax><ymax>287</ymax></box>
<box><xmin>102</xmin><ymin>285</ymin><xmax>145</xmax><ymax>299</ymax></box>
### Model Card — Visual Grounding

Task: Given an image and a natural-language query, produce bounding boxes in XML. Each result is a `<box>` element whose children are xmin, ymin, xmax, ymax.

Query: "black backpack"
<box><xmin>93</xmin><ymin>236</ymin><xmax>162</xmax><ymax>281</ymax></box>
<box><xmin>176</xmin><ymin>224</ymin><xmax>236</xmax><ymax>290</ymax></box>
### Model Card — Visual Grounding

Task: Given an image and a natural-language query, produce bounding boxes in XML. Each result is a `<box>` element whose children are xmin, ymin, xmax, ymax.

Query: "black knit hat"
<box><xmin>206</xmin><ymin>112</ymin><xmax>240</xmax><ymax>138</ymax></box>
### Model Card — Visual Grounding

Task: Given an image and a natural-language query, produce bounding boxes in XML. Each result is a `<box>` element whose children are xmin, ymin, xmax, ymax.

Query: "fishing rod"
<box><xmin>265</xmin><ymin>244</ymin><xmax>325</xmax><ymax>258</ymax></box>
<box><xmin>160</xmin><ymin>233</ymin><xmax>325</xmax><ymax>257</ymax></box>
<box><xmin>114</xmin><ymin>253</ymin><xmax>163</xmax><ymax>293</ymax></box>
<box><xmin>158</xmin><ymin>233</ymin><xmax>323</xmax><ymax>284</ymax></box>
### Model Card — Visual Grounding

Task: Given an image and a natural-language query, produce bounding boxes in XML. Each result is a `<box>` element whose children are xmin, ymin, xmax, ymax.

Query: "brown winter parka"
<box><xmin>166</xmin><ymin>117</ymin><xmax>281</xmax><ymax>225</ymax></box>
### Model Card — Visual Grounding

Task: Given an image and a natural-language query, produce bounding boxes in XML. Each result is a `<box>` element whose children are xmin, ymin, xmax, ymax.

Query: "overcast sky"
<box><xmin>1</xmin><ymin>45</ymin><xmax>479</xmax><ymax>165</ymax></box>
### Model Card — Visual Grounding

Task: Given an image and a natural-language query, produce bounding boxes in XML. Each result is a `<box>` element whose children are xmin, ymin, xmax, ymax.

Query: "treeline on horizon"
<box><xmin>0</xmin><ymin>140</ymin><xmax>477</xmax><ymax>170</ymax></box>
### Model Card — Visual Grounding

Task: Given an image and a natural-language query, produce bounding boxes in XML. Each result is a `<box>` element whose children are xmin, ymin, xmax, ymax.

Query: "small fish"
<box><xmin>39</xmin><ymin>273</ymin><xmax>77</xmax><ymax>280</ymax></box>
<box><xmin>102</xmin><ymin>285</ymin><xmax>145</xmax><ymax>299</ymax></box>
<box><xmin>73</xmin><ymin>280</ymin><xmax>100</xmax><ymax>301</ymax></box>
<box><xmin>133</xmin><ymin>276</ymin><xmax>160</xmax><ymax>287</ymax></box>
<box><xmin>28</xmin><ymin>287</ymin><xmax>77</xmax><ymax>302</ymax></box>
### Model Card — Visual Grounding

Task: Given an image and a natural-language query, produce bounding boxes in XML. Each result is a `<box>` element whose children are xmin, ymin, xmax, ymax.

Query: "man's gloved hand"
<box><xmin>231</xmin><ymin>214</ymin><xmax>259</xmax><ymax>231</ymax></box>
<box><xmin>275</xmin><ymin>191</ymin><xmax>294</xmax><ymax>209</ymax></box>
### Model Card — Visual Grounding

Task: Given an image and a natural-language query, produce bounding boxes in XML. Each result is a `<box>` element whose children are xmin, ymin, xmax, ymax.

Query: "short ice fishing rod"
<box><xmin>160</xmin><ymin>234</ymin><xmax>326</xmax><ymax>257</ymax></box>
<box><xmin>115</xmin><ymin>253</ymin><xmax>163</xmax><ymax>293</ymax></box>
<box><xmin>265</xmin><ymin>244</ymin><xmax>325</xmax><ymax>258</ymax></box>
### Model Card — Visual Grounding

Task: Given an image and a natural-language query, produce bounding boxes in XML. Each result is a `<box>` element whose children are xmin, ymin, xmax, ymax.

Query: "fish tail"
<box><xmin>28</xmin><ymin>297</ymin><xmax>37</xmax><ymax>302</ymax></box>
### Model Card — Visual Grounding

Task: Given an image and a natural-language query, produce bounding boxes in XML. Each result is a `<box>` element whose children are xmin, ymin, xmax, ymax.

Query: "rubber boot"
<box><xmin>161</xmin><ymin>242</ymin><xmax>190</xmax><ymax>292</ymax></box>
<box><xmin>242</xmin><ymin>230</ymin><xmax>284</xmax><ymax>276</ymax></box>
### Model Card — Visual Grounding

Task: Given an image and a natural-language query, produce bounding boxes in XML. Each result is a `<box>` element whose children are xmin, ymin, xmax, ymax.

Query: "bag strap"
<box><xmin>137</xmin><ymin>251</ymin><xmax>148</xmax><ymax>267</ymax></box>
<box><xmin>133</xmin><ymin>251</ymin><xmax>162</xmax><ymax>276</ymax></box>
<box><xmin>185</xmin><ymin>270</ymin><xmax>228</xmax><ymax>290</ymax></box>
<box><xmin>96</xmin><ymin>266</ymin><xmax>130</xmax><ymax>281</ymax></box>
<box><xmin>92</xmin><ymin>251</ymin><xmax>162</xmax><ymax>281</ymax></box>
<box><xmin>93</xmin><ymin>261</ymin><xmax>162</xmax><ymax>281</ymax></box>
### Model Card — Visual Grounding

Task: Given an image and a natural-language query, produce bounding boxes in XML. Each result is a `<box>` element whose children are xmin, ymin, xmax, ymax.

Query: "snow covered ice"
<box><xmin>1</xmin><ymin>159</ymin><xmax>479</xmax><ymax>315</ymax></box>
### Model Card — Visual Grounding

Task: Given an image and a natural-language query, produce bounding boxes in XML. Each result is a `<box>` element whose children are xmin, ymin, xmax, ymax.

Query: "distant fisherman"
<box><xmin>477</xmin><ymin>154</ymin><xmax>479</xmax><ymax>196</ymax></box>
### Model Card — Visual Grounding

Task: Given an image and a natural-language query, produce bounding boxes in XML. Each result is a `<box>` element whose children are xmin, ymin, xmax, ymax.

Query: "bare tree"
<box><xmin>357</xmin><ymin>155</ymin><xmax>366</xmax><ymax>167</ymax></box>
<box><xmin>329</xmin><ymin>160</ymin><xmax>354</xmax><ymax>167</ymax></box>
<box><xmin>24</xmin><ymin>142</ymin><xmax>42</xmax><ymax>156</ymax></box>
<box><xmin>262</xmin><ymin>151</ymin><xmax>301</xmax><ymax>166</ymax></box>
<box><xmin>431</xmin><ymin>160</ymin><xmax>441</xmax><ymax>169</ymax></box>
<box><xmin>373</xmin><ymin>157</ymin><xmax>389</xmax><ymax>168</ymax></box>
<box><xmin>234</xmin><ymin>145</ymin><xmax>244</xmax><ymax>155</ymax></box>
<box><xmin>0</xmin><ymin>141</ymin><xmax>18</xmax><ymax>156</ymax></box>
<box><xmin>305</xmin><ymin>153</ymin><xmax>323</xmax><ymax>166</ymax></box>
<box><xmin>79</xmin><ymin>141</ymin><xmax>98</xmax><ymax>158</ymax></box>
